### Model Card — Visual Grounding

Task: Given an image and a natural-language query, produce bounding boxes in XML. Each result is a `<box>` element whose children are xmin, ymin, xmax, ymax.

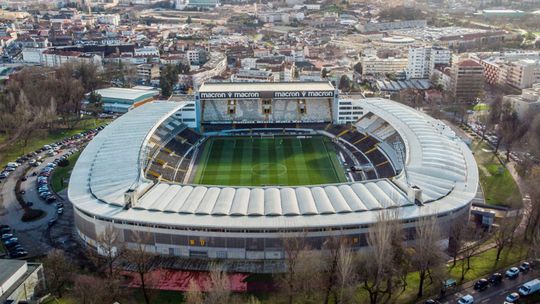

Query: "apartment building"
<box><xmin>504</xmin><ymin>83</ymin><xmax>540</xmax><ymax>119</ymax></box>
<box><xmin>450</xmin><ymin>59</ymin><xmax>484</xmax><ymax>103</ymax></box>
<box><xmin>480</xmin><ymin>52</ymin><xmax>540</xmax><ymax>89</ymax></box>
<box><xmin>406</xmin><ymin>46</ymin><xmax>452</xmax><ymax>79</ymax></box>
<box><xmin>361</xmin><ymin>56</ymin><xmax>408</xmax><ymax>76</ymax></box>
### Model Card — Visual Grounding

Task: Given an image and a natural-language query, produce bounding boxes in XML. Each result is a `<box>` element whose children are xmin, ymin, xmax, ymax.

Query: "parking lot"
<box><xmin>0</xmin><ymin>126</ymin><xmax>105</xmax><ymax>260</ymax></box>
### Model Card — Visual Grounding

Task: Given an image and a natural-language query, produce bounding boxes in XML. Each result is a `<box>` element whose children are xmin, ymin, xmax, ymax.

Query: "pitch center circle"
<box><xmin>252</xmin><ymin>163</ymin><xmax>288</xmax><ymax>177</ymax></box>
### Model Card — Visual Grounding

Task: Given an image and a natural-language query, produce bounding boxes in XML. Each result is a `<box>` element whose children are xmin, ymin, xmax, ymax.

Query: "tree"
<box><xmin>338</xmin><ymin>75</ymin><xmax>351</xmax><ymax>92</ymax></box>
<box><xmin>459</xmin><ymin>226</ymin><xmax>487</xmax><ymax>281</ymax></box>
<box><xmin>336</xmin><ymin>240</ymin><xmax>356</xmax><ymax>304</ymax></box>
<box><xmin>43</xmin><ymin>249</ymin><xmax>75</xmax><ymax>298</ymax></box>
<box><xmin>186</xmin><ymin>16</ymin><xmax>192</xmax><ymax>24</ymax></box>
<box><xmin>206</xmin><ymin>263</ymin><xmax>231</xmax><ymax>304</ymax></box>
<box><xmin>160</xmin><ymin>64</ymin><xmax>180</xmax><ymax>98</ymax></box>
<box><xmin>86</xmin><ymin>91</ymin><xmax>103</xmax><ymax>117</ymax></box>
<box><xmin>278</xmin><ymin>234</ymin><xmax>311</xmax><ymax>304</ymax></box>
<box><xmin>448</xmin><ymin>216</ymin><xmax>467</xmax><ymax>267</ymax></box>
<box><xmin>185</xmin><ymin>280</ymin><xmax>204</xmax><ymax>304</ymax></box>
<box><xmin>358</xmin><ymin>210</ymin><xmax>403</xmax><ymax>304</ymax></box>
<box><xmin>411</xmin><ymin>216</ymin><xmax>444</xmax><ymax>298</ymax></box>
<box><xmin>124</xmin><ymin>231</ymin><xmax>155</xmax><ymax>304</ymax></box>
<box><xmin>498</xmin><ymin>102</ymin><xmax>527</xmax><ymax>160</ymax></box>
<box><xmin>321</xmin><ymin>68</ymin><xmax>328</xmax><ymax>79</ymax></box>
<box><xmin>494</xmin><ymin>217</ymin><xmax>519</xmax><ymax>262</ymax></box>
<box><xmin>70</xmin><ymin>275</ymin><xmax>110</xmax><ymax>304</ymax></box>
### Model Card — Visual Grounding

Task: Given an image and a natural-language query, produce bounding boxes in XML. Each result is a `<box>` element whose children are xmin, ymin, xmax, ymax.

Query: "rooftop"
<box><xmin>93</xmin><ymin>87</ymin><xmax>159</xmax><ymax>101</ymax></box>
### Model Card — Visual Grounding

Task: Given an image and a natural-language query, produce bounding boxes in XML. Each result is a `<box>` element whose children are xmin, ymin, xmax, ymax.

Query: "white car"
<box><xmin>457</xmin><ymin>294</ymin><xmax>474</xmax><ymax>304</ymax></box>
<box><xmin>504</xmin><ymin>292</ymin><xmax>519</xmax><ymax>303</ymax></box>
<box><xmin>505</xmin><ymin>267</ymin><xmax>520</xmax><ymax>279</ymax></box>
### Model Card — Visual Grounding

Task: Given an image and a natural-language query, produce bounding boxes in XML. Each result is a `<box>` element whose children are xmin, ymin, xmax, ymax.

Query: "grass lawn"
<box><xmin>447</xmin><ymin>243</ymin><xmax>528</xmax><ymax>282</ymax></box>
<box><xmin>471</xmin><ymin>140</ymin><xmax>522</xmax><ymax>208</ymax></box>
<box><xmin>51</xmin><ymin>151</ymin><xmax>81</xmax><ymax>192</ymax></box>
<box><xmin>0</xmin><ymin>118</ymin><xmax>110</xmax><ymax>168</ymax></box>
<box><xmin>363</xmin><ymin>243</ymin><xmax>529</xmax><ymax>304</ymax></box>
<box><xmin>194</xmin><ymin>136</ymin><xmax>347</xmax><ymax>186</ymax></box>
<box><xmin>473</xmin><ymin>103</ymin><xmax>490</xmax><ymax>111</ymax></box>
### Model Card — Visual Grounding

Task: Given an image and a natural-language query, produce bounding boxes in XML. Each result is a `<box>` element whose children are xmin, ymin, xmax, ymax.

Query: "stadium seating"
<box><xmin>272</xmin><ymin>100</ymin><xmax>298</xmax><ymax>121</ymax></box>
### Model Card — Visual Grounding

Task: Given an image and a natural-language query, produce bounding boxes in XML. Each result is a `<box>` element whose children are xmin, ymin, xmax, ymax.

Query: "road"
<box><xmin>439</xmin><ymin>268</ymin><xmax>539</xmax><ymax>304</ymax></box>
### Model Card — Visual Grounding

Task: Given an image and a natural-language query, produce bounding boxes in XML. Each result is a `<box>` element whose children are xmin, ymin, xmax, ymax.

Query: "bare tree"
<box><xmin>185</xmin><ymin>279</ymin><xmax>204</xmax><ymax>304</ymax></box>
<box><xmin>459</xmin><ymin>226</ymin><xmax>487</xmax><ymax>281</ymax></box>
<box><xmin>448</xmin><ymin>215</ymin><xmax>467</xmax><ymax>267</ymax></box>
<box><xmin>90</xmin><ymin>225</ymin><xmax>125</xmax><ymax>278</ymax></box>
<box><xmin>494</xmin><ymin>217</ymin><xmax>519</xmax><ymax>261</ymax></box>
<box><xmin>43</xmin><ymin>249</ymin><xmax>75</xmax><ymax>298</ymax></box>
<box><xmin>124</xmin><ymin>231</ymin><xmax>155</xmax><ymax>304</ymax></box>
<box><xmin>278</xmin><ymin>233</ymin><xmax>310</xmax><ymax>304</ymax></box>
<box><xmin>320</xmin><ymin>235</ymin><xmax>342</xmax><ymax>304</ymax></box>
<box><xmin>70</xmin><ymin>274</ymin><xmax>110</xmax><ymax>304</ymax></box>
<box><xmin>205</xmin><ymin>263</ymin><xmax>231</xmax><ymax>304</ymax></box>
<box><xmin>358</xmin><ymin>210</ymin><xmax>402</xmax><ymax>304</ymax></box>
<box><xmin>411</xmin><ymin>216</ymin><xmax>444</xmax><ymax>298</ymax></box>
<box><xmin>337</xmin><ymin>241</ymin><xmax>356</xmax><ymax>304</ymax></box>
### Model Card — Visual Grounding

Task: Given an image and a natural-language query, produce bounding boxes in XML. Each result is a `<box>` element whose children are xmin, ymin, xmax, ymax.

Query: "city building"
<box><xmin>41</xmin><ymin>49</ymin><xmax>103</xmax><ymax>67</ymax></box>
<box><xmin>136</xmin><ymin>63</ymin><xmax>160</xmax><ymax>83</ymax></box>
<box><xmin>360</xmin><ymin>56</ymin><xmax>408</xmax><ymax>76</ymax></box>
<box><xmin>0</xmin><ymin>260</ymin><xmax>46</xmax><ymax>304</ymax></box>
<box><xmin>504</xmin><ymin>83</ymin><xmax>540</xmax><ymax>119</ymax></box>
<box><xmin>406</xmin><ymin>46</ymin><xmax>451</xmax><ymax>79</ymax></box>
<box><xmin>479</xmin><ymin>52</ymin><xmax>540</xmax><ymax>89</ymax></box>
<box><xmin>90</xmin><ymin>87</ymin><xmax>160</xmax><ymax>113</ymax></box>
<box><xmin>231</xmin><ymin>69</ymin><xmax>274</xmax><ymax>82</ymax></box>
<box><xmin>450</xmin><ymin>59</ymin><xmax>485</xmax><ymax>103</ymax></box>
<box><xmin>359</xmin><ymin>19</ymin><xmax>427</xmax><ymax>33</ymax></box>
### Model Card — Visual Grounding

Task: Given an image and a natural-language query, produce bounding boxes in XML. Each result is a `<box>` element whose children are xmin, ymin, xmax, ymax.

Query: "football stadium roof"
<box><xmin>69</xmin><ymin>98</ymin><xmax>478</xmax><ymax>230</ymax></box>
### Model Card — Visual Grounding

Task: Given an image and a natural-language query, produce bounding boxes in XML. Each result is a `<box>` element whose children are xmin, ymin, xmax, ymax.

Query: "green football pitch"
<box><xmin>193</xmin><ymin>136</ymin><xmax>348</xmax><ymax>186</ymax></box>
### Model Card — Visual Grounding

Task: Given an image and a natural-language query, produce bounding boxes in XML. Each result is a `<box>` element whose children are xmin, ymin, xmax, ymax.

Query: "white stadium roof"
<box><xmin>68</xmin><ymin>98</ymin><xmax>478</xmax><ymax>230</ymax></box>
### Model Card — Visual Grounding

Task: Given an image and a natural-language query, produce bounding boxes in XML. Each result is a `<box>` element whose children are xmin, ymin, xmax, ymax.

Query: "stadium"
<box><xmin>69</xmin><ymin>81</ymin><xmax>478</xmax><ymax>262</ymax></box>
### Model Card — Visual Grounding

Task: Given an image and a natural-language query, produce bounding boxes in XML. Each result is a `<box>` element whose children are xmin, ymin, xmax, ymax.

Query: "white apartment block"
<box><xmin>361</xmin><ymin>56</ymin><xmax>408</xmax><ymax>76</ymax></box>
<box><xmin>41</xmin><ymin>50</ymin><xmax>102</xmax><ymax>67</ymax></box>
<box><xmin>134</xmin><ymin>46</ymin><xmax>160</xmax><ymax>57</ymax></box>
<box><xmin>504</xmin><ymin>83</ymin><xmax>540</xmax><ymax>119</ymax></box>
<box><xmin>406</xmin><ymin>46</ymin><xmax>451</xmax><ymax>79</ymax></box>
<box><xmin>96</xmin><ymin>14</ymin><xmax>120</xmax><ymax>26</ymax></box>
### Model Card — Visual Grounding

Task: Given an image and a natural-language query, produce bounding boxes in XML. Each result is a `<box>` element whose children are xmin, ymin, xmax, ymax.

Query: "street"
<box><xmin>438</xmin><ymin>268</ymin><xmax>539</xmax><ymax>304</ymax></box>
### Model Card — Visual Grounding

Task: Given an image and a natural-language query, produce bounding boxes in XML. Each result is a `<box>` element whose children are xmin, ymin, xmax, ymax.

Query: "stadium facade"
<box><xmin>69</xmin><ymin>81</ymin><xmax>478</xmax><ymax>261</ymax></box>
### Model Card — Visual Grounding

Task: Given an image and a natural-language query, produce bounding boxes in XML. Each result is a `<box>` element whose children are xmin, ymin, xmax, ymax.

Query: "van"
<box><xmin>518</xmin><ymin>279</ymin><xmax>540</xmax><ymax>296</ymax></box>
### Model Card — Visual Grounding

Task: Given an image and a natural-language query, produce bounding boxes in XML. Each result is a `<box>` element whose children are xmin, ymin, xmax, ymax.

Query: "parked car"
<box><xmin>457</xmin><ymin>294</ymin><xmax>474</xmax><ymax>304</ymax></box>
<box><xmin>1</xmin><ymin>233</ymin><xmax>14</xmax><ymax>240</ymax></box>
<box><xmin>488</xmin><ymin>272</ymin><xmax>503</xmax><ymax>284</ymax></box>
<box><xmin>48</xmin><ymin>218</ymin><xmax>57</xmax><ymax>226</ymax></box>
<box><xmin>473</xmin><ymin>279</ymin><xmax>489</xmax><ymax>291</ymax></box>
<box><xmin>424</xmin><ymin>300</ymin><xmax>440</xmax><ymax>304</ymax></box>
<box><xmin>519</xmin><ymin>262</ymin><xmax>531</xmax><ymax>272</ymax></box>
<box><xmin>505</xmin><ymin>267</ymin><xmax>520</xmax><ymax>279</ymax></box>
<box><xmin>57</xmin><ymin>208</ymin><xmax>64</xmax><ymax>215</ymax></box>
<box><xmin>505</xmin><ymin>292</ymin><xmax>520</xmax><ymax>303</ymax></box>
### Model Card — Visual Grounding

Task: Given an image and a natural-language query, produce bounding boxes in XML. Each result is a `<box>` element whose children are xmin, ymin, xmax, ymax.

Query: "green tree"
<box><xmin>86</xmin><ymin>91</ymin><xmax>103</xmax><ymax>117</ymax></box>
<box><xmin>338</xmin><ymin>75</ymin><xmax>351</xmax><ymax>92</ymax></box>
<box><xmin>186</xmin><ymin>16</ymin><xmax>192</xmax><ymax>24</ymax></box>
<box><xmin>321</xmin><ymin>68</ymin><xmax>328</xmax><ymax>79</ymax></box>
<box><xmin>159</xmin><ymin>64</ymin><xmax>179</xmax><ymax>98</ymax></box>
